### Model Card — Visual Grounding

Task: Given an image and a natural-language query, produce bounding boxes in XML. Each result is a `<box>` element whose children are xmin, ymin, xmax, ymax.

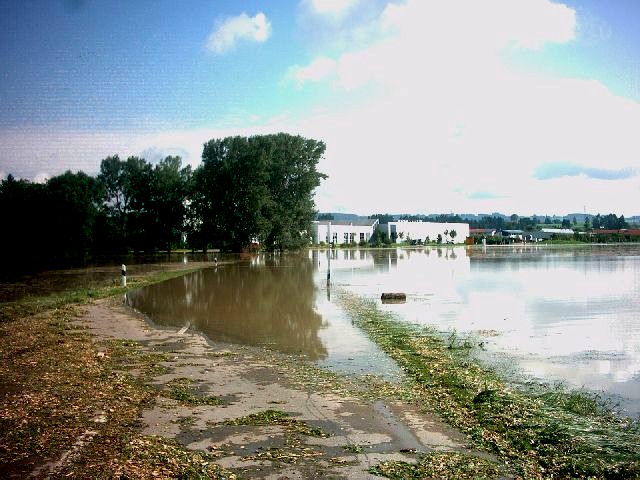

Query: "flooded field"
<box><xmin>0</xmin><ymin>252</ymin><xmax>221</xmax><ymax>302</ymax></box>
<box><xmin>126</xmin><ymin>245</ymin><xmax>640</xmax><ymax>415</ymax></box>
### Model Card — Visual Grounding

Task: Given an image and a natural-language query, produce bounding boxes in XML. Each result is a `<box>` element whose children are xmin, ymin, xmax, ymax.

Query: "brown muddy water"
<box><xmin>126</xmin><ymin>245</ymin><xmax>640</xmax><ymax>416</ymax></box>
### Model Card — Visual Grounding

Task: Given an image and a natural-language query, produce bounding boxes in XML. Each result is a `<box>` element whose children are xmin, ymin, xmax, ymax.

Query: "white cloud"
<box><xmin>2</xmin><ymin>1</ymin><xmax>638</xmax><ymax>218</ymax></box>
<box><xmin>288</xmin><ymin>57</ymin><xmax>338</xmax><ymax>86</ymax></box>
<box><xmin>282</xmin><ymin>0</ymin><xmax>640</xmax><ymax>215</ymax></box>
<box><xmin>380</xmin><ymin>0</ymin><xmax>575</xmax><ymax>50</ymax></box>
<box><xmin>206</xmin><ymin>12</ymin><xmax>271</xmax><ymax>55</ymax></box>
<box><xmin>308</xmin><ymin>0</ymin><xmax>361</xmax><ymax>16</ymax></box>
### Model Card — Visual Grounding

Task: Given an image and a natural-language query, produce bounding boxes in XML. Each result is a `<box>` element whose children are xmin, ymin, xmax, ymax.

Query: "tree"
<box><xmin>317</xmin><ymin>213</ymin><xmax>334</xmax><ymax>220</ymax></box>
<box><xmin>444</xmin><ymin>229</ymin><xmax>449</xmax><ymax>243</ymax></box>
<box><xmin>151</xmin><ymin>156</ymin><xmax>191</xmax><ymax>253</ymax></box>
<box><xmin>0</xmin><ymin>175</ymin><xmax>48</xmax><ymax>275</ymax></box>
<box><xmin>193</xmin><ymin>134</ymin><xmax>326</xmax><ymax>252</ymax></box>
<box><xmin>258</xmin><ymin>133</ymin><xmax>327</xmax><ymax>251</ymax></box>
<box><xmin>97</xmin><ymin>155</ymin><xmax>129</xmax><ymax>249</ymax></box>
<box><xmin>450</xmin><ymin>230</ymin><xmax>457</xmax><ymax>242</ymax></box>
<box><xmin>192</xmin><ymin>136</ymin><xmax>267</xmax><ymax>251</ymax></box>
<box><xmin>437</xmin><ymin>233</ymin><xmax>443</xmax><ymax>244</ymax></box>
<box><xmin>369</xmin><ymin>213</ymin><xmax>395</xmax><ymax>224</ymax></box>
<box><xmin>584</xmin><ymin>216</ymin><xmax>591</xmax><ymax>230</ymax></box>
<box><xmin>45</xmin><ymin>171</ymin><xmax>101</xmax><ymax>260</ymax></box>
<box><xmin>369</xmin><ymin>229</ymin><xmax>386</xmax><ymax>246</ymax></box>
<box><xmin>618</xmin><ymin>215</ymin><xmax>628</xmax><ymax>229</ymax></box>
<box><xmin>97</xmin><ymin>155</ymin><xmax>155</xmax><ymax>253</ymax></box>
<box><xmin>561</xmin><ymin>218</ymin><xmax>571</xmax><ymax>228</ymax></box>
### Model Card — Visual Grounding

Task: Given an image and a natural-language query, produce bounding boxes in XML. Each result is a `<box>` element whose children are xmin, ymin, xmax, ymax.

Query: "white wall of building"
<box><xmin>312</xmin><ymin>221</ymin><xmax>378</xmax><ymax>244</ymax></box>
<box><xmin>379</xmin><ymin>221</ymin><xmax>469</xmax><ymax>243</ymax></box>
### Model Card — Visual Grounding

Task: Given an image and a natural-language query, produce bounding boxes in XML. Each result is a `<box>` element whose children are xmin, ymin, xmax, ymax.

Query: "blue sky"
<box><xmin>1</xmin><ymin>0</ymin><xmax>639</xmax><ymax>215</ymax></box>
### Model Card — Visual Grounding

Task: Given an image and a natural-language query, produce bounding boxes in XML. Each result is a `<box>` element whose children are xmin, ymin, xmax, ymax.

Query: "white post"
<box><xmin>121</xmin><ymin>264</ymin><xmax>127</xmax><ymax>287</ymax></box>
<box><xmin>327</xmin><ymin>221</ymin><xmax>331</xmax><ymax>285</ymax></box>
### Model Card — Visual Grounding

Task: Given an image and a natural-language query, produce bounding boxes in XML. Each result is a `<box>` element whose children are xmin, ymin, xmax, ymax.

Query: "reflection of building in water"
<box><xmin>312</xmin><ymin>219</ymin><xmax>379</xmax><ymax>244</ymax></box>
<box><xmin>310</xmin><ymin>248</ymin><xmax>375</xmax><ymax>271</ymax></box>
<box><xmin>378</xmin><ymin>221</ymin><xmax>470</xmax><ymax>244</ymax></box>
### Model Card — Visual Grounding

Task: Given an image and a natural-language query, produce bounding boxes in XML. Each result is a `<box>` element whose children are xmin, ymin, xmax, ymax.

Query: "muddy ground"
<box><xmin>79</xmin><ymin>297</ymin><xmax>491</xmax><ymax>478</ymax></box>
<box><xmin>1</xmin><ymin>264</ymin><xmax>501</xmax><ymax>478</ymax></box>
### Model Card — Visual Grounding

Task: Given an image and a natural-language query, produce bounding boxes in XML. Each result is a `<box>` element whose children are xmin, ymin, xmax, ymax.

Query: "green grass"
<box><xmin>338</xmin><ymin>291</ymin><xmax>640</xmax><ymax>479</ymax></box>
<box><xmin>165</xmin><ymin>377</ymin><xmax>225</xmax><ymax>406</ymax></box>
<box><xmin>221</xmin><ymin>409</ymin><xmax>331</xmax><ymax>438</ymax></box>
<box><xmin>369</xmin><ymin>452</ymin><xmax>503</xmax><ymax>479</ymax></box>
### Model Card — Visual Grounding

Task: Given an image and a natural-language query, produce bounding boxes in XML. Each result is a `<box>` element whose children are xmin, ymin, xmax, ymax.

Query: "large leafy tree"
<box><xmin>258</xmin><ymin>133</ymin><xmax>327</xmax><ymax>251</ymax></box>
<box><xmin>151</xmin><ymin>156</ymin><xmax>191</xmax><ymax>253</ymax></box>
<box><xmin>0</xmin><ymin>175</ymin><xmax>48</xmax><ymax>275</ymax></box>
<box><xmin>45</xmin><ymin>171</ymin><xmax>101</xmax><ymax>260</ymax></box>
<box><xmin>97</xmin><ymin>155</ymin><xmax>154</xmax><ymax>253</ymax></box>
<box><xmin>192</xmin><ymin>133</ymin><xmax>326</xmax><ymax>252</ymax></box>
<box><xmin>193</xmin><ymin>136</ymin><xmax>269</xmax><ymax>252</ymax></box>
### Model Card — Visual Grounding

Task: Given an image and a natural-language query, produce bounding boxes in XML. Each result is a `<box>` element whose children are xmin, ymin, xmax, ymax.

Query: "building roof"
<box><xmin>591</xmin><ymin>229</ymin><xmax>640</xmax><ymax>235</ymax></box>
<box><xmin>314</xmin><ymin>219</ymin><xmax>379</xmax><ymax>227</ymax></box>
<box><xmin>541</xmin><ymin>228</ymin><xmax>574</xmax><ymax>234</ymax></box>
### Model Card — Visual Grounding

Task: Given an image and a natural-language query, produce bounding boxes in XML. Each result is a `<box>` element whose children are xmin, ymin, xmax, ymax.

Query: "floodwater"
<box><xmin>126</xmin><ymin>245</ymin><xmax>640</xmax><ymax>415</ymax></box>
<box><xmin>0</xmin><ymin>252</ymin><xmax>222</xmax><ymax>302</ymax></box>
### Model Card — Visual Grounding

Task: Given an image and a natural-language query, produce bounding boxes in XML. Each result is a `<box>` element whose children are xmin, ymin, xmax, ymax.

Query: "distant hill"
<box><xmin>317</xmin><ymin>211</ymin><xmax>640</xmax><ymax>223</ymax></box>
<box><xmin>315</xmin><ymin>212</ymin><xmax>364</xmax><ymax>221</ymax></box>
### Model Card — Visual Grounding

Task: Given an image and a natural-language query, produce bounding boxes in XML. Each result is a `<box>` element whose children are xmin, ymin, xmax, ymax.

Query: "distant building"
<box><xmin>470</xmin><ymin>228</ymin><xmax>497</xmax><ymax>236</ymax></box>
<box><xmin>541</xmin><ymin>228</ymin><xmax>574</xmax><ymax>235</ymax></box>
<box><xmin>501</xmin><ymin>229</ymin><xmax>524</xmax><ymax>240</ymax></box>
<box><xmin>312</xmin><ymin>219</ymin><xmax>379</xmax><ymax>244</ymax></box>
<box><xmin>378</xmin><ymin>221</ymin><xmax>469</xmax><ymax>244</ymax></box>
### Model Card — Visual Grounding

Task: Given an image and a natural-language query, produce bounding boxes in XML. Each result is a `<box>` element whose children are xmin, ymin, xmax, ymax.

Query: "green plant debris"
<box><xmin>205</xmin><ymin>351</ymin><xmax>237</xmax><ymax>358</ymax></box>
<box><xmin>338</xmin><ymin>291</ymin><xmax>640</xmax><ymax>479</ymax></box>
<box><xmin>369</xmin><ymin>452</ymin><xmax>503</xmax><ymax>479</ymax></box>
<box><xmin>175</xmin><ymin>416</ymin><xmax>196</xmax><ymax>428</ymax></box>
<box><xmin>0</xmin><ymin>263</ymin><xmax>243</xmax><ymax>478</ymax></box>
<box><xmin>243</xmin><ymin>444</ymin><xmax>324</xmax><ymax>464</ymax></box>
<box><xmin>222</xmin><ymin>409</ymin><xmax>331</xmax><ymax>438</ymax></box>
<box><xmin>121</xmin><ymin>435</ymin><xmax>237</xmax><ymax>479</ymax></box>
<box><xmin>342</xmin><ymin>443</ymin><xmax>365</xmax><ymax>453</ymax></box>
<box><xmin>165</xmin><ymin>377</ymin><xmax>225</xmax><ymax>406</ymax></box>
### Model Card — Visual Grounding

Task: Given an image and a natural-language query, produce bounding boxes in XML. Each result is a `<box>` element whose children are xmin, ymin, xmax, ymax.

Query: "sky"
<box><xmin>1</xmin><ymin>0</ymin><xmax>639</xmax><ymax>216</ymax></box>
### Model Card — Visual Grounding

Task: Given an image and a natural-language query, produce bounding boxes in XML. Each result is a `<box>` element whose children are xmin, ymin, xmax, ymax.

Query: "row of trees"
<box><xmin>0</xmin><ymin>134</ymin><xmax>326</xmax><ymax>275</ymax></box>
<box><xmin>365</xmin><ymin>213</ymin><xmax>631</xmax><ymax>231</ymax></box>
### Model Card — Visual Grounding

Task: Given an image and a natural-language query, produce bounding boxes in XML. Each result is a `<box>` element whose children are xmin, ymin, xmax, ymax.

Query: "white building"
<box><xmin>378</xmin><ymin>221</ymin><xmax>469</xmax><ymax>244</ymax></box>
<box><xmin>312</xmin><ymin>219</ymin><xmax>379</xmax><ymax>245</ymax></box>
<box><xmin>541</xmin><ymin>228</ymin><xmax>574</xmax><ymax>235</ymax></box>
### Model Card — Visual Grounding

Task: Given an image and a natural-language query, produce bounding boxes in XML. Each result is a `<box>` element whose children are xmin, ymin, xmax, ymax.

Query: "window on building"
<box><xmin>360</xmin><ymin>232</ymin><xmax>365</xmax><ymax>242</ymax></box>
<box><xmin>344</xmin><ymin>233</ymin><xmax>349</xmax><ymax>243</ymax></box>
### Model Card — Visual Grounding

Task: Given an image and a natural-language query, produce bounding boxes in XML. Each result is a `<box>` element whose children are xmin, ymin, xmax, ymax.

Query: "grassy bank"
<box><xmin>0</xmin><ymin>264</ymin><xmax>239</xmax><ymax>478</ymax></box>
<box><xmin>338</xmin><ymin>291</ymin><xmax>640</xmax><ymax>479</ymax></box>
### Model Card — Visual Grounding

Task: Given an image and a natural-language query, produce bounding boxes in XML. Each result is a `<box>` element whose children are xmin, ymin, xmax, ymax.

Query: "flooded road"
<box><xmin>127</xmin><ymin>245</ymin><xmax>640</xmax><ymax>415</ymax></box>
<box><xmin>126</xmin><ymin>254</ymin><xmax>402</xmax><ymax>379</ymax></box>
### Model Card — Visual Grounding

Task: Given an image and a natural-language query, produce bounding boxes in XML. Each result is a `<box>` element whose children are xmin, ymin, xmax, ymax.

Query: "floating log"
<box><xmin>381</xmin><ymin>292</ymin><xmax>406</xmax><ymax>304</ymax></box>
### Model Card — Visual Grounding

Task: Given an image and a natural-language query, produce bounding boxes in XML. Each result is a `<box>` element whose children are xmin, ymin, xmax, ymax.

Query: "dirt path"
<box><xmin>75</xmin><ymin>298</ymin><xmax>490</xmax><ymax>479</ymax></box>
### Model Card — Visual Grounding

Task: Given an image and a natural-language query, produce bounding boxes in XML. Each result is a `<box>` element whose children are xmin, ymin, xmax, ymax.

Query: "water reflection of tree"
<box><xmin>128</xmin><ymin>257</ymin><xmax>328</xmax><ymax>360</ymax></box>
